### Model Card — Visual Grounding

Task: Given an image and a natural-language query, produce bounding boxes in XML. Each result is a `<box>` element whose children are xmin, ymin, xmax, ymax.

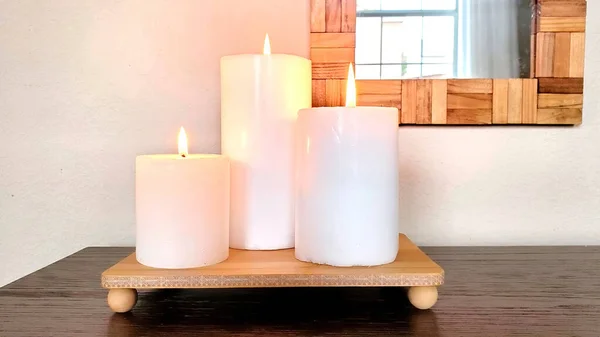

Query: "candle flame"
<box><xmin>263</xmin><ymin>33</ymin><xmax>271</xmax><ymax>55</ymax></box>
<box><xmin>345</xmin><ymin>63</ymin><xmax>356</xmax><ymax>107</ymax></box>
<box><xmin>178</xmin><ymin>127</ymin><xmax>188</xmax><ymax>158</ymax></box>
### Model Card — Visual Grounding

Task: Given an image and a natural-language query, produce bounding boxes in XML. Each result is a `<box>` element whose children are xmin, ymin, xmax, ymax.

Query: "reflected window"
<box><xmin>356</xmin><ymin>0</ymin><xmax>530</xmax><ymax>79</ymax></box>
<box><xmin>356</xmin><ymin>0</ymin><xmax>458</xmax><ymax>79</ymax></box>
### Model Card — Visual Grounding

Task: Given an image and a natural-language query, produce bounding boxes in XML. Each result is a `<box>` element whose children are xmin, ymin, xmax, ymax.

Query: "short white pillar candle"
<box><xmin>295</xmin><ymin>65</ymin><xmax>399</xmax><ymax>266</ymax></box>
<box><xmin>135</xmin><ymin>128</ymin><xmax>230</xmax><ymax>269</ymax></box>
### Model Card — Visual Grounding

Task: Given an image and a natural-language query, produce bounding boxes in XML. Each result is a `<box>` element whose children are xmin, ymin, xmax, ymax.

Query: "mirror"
<box><xmin>355</xmin><ymin>0</ymin><xmax>533</xmax><ymax>79</ymax></box>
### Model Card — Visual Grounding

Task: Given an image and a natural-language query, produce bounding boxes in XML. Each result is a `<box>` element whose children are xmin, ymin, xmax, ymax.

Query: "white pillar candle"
<box><xmin>136</xmin><ymin>127</ymin><xmax>230</xmax><ymax>269</ymax></box>
<box><xmin>220</xmin><ymin>35</ymin><xmax>311</xmax><ymax>250</ymax></box>
<box><xmin>295</xmin><ymin>64</ymin><xmax>399</xmax><ymax>266</ymax></box>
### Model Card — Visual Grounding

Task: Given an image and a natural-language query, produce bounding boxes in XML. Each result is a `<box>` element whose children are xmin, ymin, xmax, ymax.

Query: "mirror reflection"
<box><xmin>356</xmin><ymin>0</ymin><xmax>532</xmax><ymax>79</ymax></box>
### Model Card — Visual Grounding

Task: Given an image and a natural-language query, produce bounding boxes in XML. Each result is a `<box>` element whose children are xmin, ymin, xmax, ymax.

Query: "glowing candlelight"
<box><xmin>178</xmin><ymin>127</ymin><xmax>188</xmax><ymax>158</ymax></box>
<box><xmin>263</xmin><ymin>33</ymin><xmax>271</xmax><ymax>55</ymax></box>
<box><xmin>345</xmin><ymin>63</ymin><xmax>356</xmax><ymax>108</ymax></box>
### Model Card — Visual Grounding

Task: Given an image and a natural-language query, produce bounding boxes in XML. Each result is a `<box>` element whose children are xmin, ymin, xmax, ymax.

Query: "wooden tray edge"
<box><xmin>101</xmin><ymin>272</ymin><xmax>444</xmax><ymax>289</ymax></box>
<box><xmin>101</xmin><ymin>234</ymin><xmax>445</xmax><ymax>289</ymax></box>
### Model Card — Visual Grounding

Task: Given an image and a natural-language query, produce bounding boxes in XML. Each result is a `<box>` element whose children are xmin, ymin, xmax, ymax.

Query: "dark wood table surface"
<box><xmin>1</xmin><ymin>246</ymin><xmax>599</xmax><ymax>336</ymax></box>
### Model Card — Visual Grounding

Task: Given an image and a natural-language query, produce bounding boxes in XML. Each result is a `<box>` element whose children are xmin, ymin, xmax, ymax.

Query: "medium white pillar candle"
<box><xmin>220</xmin><ymin>35</ymin><xmax>311</xmax><ymax>250</ymax></box>
<box><xmin>135</xmin><ymin>128</ymin><xmax>230</xmax><ymax>269</ymax></box>
<box><xmin>295</xmin><ymin>65</ymin><xmax>399</xmax><ymax>266</ymax></box>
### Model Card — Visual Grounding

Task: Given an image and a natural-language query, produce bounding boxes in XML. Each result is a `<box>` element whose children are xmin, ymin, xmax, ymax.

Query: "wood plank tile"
<box><xmin>356</xmin><ymin>94</ymin><xmax>401</xmax><ymax>111</ymax></box>
<box><xmin>522</xmin><ymin>79</ymin><xmax>538</xmax><ymax>124</ymax></box>
<box><xmin>532</xmin><ymin>1</ymin><xmax>538</xmax><ymax>34</ymax></box>
<box><xmin>401</xmin><ymin>80</ymin><xmax>417</xmax><ymax>124</ymax></box>
<box><xmin>539</xmin><ymin>17</ymin><xmax>585</xmax><ymax>32</ymax></box>
<box><xmin>447</xmin><ymin>94</ymin><xmax>492</xmax><ymax>110</ymax></box>
<box><xmin>416</xmin><ymin>80</ymin><xmax>432</xmax><ymax>124</ymax></box>
<box><xmin>539</xmin><ymin>1</ymin><xmax>587</xmax><ymax>17</ymax></box>
<box><xmin>312</xmin><ymin>80</ymin><xmax>327</xmax><ymax>107</ymax></box>
<box><xmin>325</xmin><ymin>79</ymin><xmax>345</xmax><ymax>107</ymax></box>
<box><xmin>538</xmin><ymin>78</ymin><xmax>584</xmax><ymax>94</ymax></box>
<box><xmin>325</xmin><ymin>0</ymin><xmax>342</xmax><ymax>32</ymax></box>
<box><xmin>311</xmin><ymin>33</ymin><xmax>355</xmax><ymax>48</ymax></box>
<box><xmin>447</xmin><ymin>79</ymin><xmax>493</xmax><ymax>94</ymax></box>
<box><xmin>569</xmin><ymin>32</ymin><xmax>585</xmax><ymax>77</ymax></box>
<box><xmin>538</xmin><ymin>94</ymin><xmax>583</xmax><ymax>109</ymax></box>
<box><xmin>341</xmin><ymin>0</ymin><xmax>356</xmax><ymax>33</ymax></box>
<box><xmin>537</xmin><ymin>108</ymin><xmax>582</xmax><ymax>125</ymax></box>
<box><xmin>310</xmin><ymin>47</ymin><xmax>354</xmax><ymax>63</ymax></box>
<box><xmin>492</xmin><ymin>79</ymin><xmax>509</xmax><ymax>124</ymax></box>
<box><xmin>508</xmin><ymin>79</ymin><xmax>523</xmax><ymax>124</ymax></box>
<box><xmin>447</xmin><ymin>110</ymin><xmax>492</xmax><ymax>125</ymax></box>
<box><xmin>431</xmin><ymin>80</ymin><xmax>448</xmax><ymax>124</ymax></box>
<box><xmin>356</xmin><ymin>80</ymin><xmax>402</xmax><ymax>95</ymax></box>
<box><xmin>310</xmin><ymin>0</ymin><xmax>326</xmax><ymax>33</ymax></box>
<box><xmin>536</xmin><ymin>33</ymin><xmax>555</xmax><ymax>77</ymax></box>
<box><xmin>312</xmin><ymin>63</ymin><xmax>349</xmax><ymax>79</ymax></box>
<box><xmin>530</xmin><ymin>34</ymin><xmax>536</xmax><ymax>78</ymax></box>
<box><xmin>553</xmin><ymin>33</ymin><xmax>571</xmax><ymax>77</ymax></box>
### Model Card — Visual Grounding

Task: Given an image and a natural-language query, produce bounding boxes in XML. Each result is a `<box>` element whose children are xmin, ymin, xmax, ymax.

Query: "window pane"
<box><xmin>381</xmin><ymin>17</ymin><xmax>422</xmax><ymax>64</ymax></box>
<box><xmin>379</xmin><ymin>0</ymin><xmax>457</xmax><ymax>10</ymax></box>
<box><xmin>381</xmin><ymin>64</ymin><xmax>421</xmax><ymax>79</ymax></box>
<box><xmin>422</xmin><ymin>56</ymin><xmax>451</xmax><ymax>64</ymax></box>
<box><xmin>356</xmin><ymin>65</ymin><xmax>381</xmax><ymax>79</ymax></box>
<box><xmin>422</xmin><ymin>0</ymin><xmax>457</xmax><ymax>10</ymax></box>
<box><xmin>422</xmin><ymin>64</ymin><xmax>453</xmax><ymax>78</ymax></box>
<box><xmin>356</xmin><ymin>17</ymin><xmax>382</xmax><ymax>64</ymax></box>
<box><xmin>422</xmin><ymin>16</ymin><xmax>454</xmax><ymax>63</ymax></box>
<box><xmin>357</xmin><ymin>0</ymin><xmax>381</xmax><ymax>11</ymax></box>
<box><xmin>381</xmin><ymin>0</ymin><xmax>420</xmax><ymax>10</ymax></box>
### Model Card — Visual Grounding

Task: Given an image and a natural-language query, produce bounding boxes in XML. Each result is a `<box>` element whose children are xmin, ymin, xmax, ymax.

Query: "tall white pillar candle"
<box><xmin>136</xmin><ymin>128</ymin><xmax>230</xmax><ymax>269</ymax></box>
<box><xmin>220</xmin><ymin>35</ymin><xmax>311</xmax><ymax>250</ymax></box>
<box><xmin>295</xmin><ymin>65</ymin><xmax>399</xmax><ymax>266</ymax></box>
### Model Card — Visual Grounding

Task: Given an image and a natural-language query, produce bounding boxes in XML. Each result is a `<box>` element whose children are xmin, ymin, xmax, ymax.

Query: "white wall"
<box><xmin>0</xmin><ymin>0</ymin><xmax>598</xmax><ymax>286</ymax></box>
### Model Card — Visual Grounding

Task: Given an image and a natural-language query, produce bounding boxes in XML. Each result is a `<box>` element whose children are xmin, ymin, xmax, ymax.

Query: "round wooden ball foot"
<box><xmin>107</xmin><ymin>288</ymin><xmax>138</xmax><ymax>313</ymax></box>
<box><xmin>407</xmin><ymin>286</ymin><xmax>438</xmax><ymax>310</ymax></box>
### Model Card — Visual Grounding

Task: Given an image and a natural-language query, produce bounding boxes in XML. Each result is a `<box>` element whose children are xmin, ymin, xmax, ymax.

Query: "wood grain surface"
<box><xmin>102</xmin><ymin>235</ymin><xmax>444</xmax><ymax>289</ymax></box>
<box><xmin>2</xmin><ymin>245</ymin><xmax>600</xmax><ymax>336</ymax></box>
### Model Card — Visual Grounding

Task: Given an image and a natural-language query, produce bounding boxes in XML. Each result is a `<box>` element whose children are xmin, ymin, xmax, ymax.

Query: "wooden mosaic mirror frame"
<box><xmin>310</xmin><ymin>0</ymin><xmax>586</xmax><ymax>125</ymax></box>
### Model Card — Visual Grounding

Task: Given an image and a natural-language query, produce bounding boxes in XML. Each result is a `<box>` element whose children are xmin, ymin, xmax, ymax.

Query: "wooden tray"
<box><xmin>102</xmin><ymin>234</ymin><xmax>444</xmax><ymax>313</ymax></box>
